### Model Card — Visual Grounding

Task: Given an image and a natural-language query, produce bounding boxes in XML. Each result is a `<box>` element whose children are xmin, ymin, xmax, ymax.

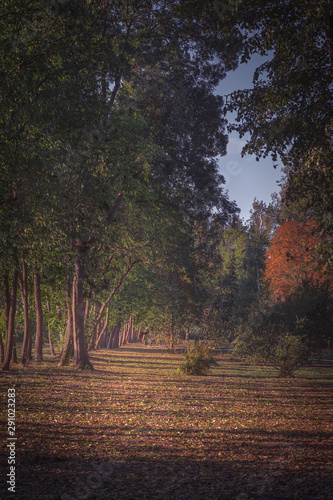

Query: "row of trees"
<box><xmin>214</xmin><ymin>196</ymin><xmax>333</xmax><ymax>376</ymax></box>
<box><xmin>1</xmin><ymin>0</ymin><xmax>240</xmax><ymax>370</ymax></box>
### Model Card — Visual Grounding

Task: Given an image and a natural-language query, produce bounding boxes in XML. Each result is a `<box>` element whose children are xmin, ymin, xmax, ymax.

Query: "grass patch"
<box><xmin>1</xmin><ymin>345</ymin><xmax>333</xmax><ymax>499</ymax></box>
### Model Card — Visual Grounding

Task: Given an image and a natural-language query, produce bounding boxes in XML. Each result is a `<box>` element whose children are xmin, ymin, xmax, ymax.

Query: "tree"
<box><xmin>202</xmin><ymin>200</ymin><xmax>277</xmax><ymax>345</ymax></box>
<box><xmin>220</xmin><ymin>0</ymin><xmax>333</xmax><ymax>267</ymax></box>
<box><xmin>2</xmin><ymin>269</ymin><xmax>19</xmax><ymax>371</ymax></box>
<box><xmin>204</xmin><ymin>220</ymin><xmax>245</xmax><ymax>344</ymax></box>
<box><xmin>265</xmin><ymin>221</ymin><xmax>332</xmax><ymax>301</ymax></box>
<box><xmin>223</xmin><ymin>0</ymin><xmax>332</xmax><ymax>166</ymax></box>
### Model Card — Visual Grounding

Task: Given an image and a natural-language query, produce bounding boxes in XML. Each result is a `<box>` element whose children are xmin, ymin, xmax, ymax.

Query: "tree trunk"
<box><xmin>108</xmin><ymin>322</ymin><xmax>121</xmax><ymax>349</ymax></box>
<box><xmin>131</xmin><ymin>317</ymin><xmax>135</xmax><ymax>342</ymax></box>
<box><xmin>115</xmin><ymin>322</ymin><xmax>121</xmax><ymax>348</ymax></box>
<box><xmin>139</xmin><ymin>329</ymin><xmax>148</xmax><ymax>344</ymax></box>
<box><xmin>120</xmin><ymin>323</ymin><xmax>129</xmax><ymax>346</ymax></box>
<box><xmin>34</xmin><ymin>270</ymin><xmax>44</xmax><ymax>362</ymax></box>
<box><xmin>169</xmin><ymin>312</ymin><xmax>175</xmax><ymax>353</ymax></box>
<box><xmin>134</xmin><ymin>327</ymin><xmax>140</xmax><ymax>343</ymax></box>
<box><xmin>11</xmin><ymin>336</ymin><xmax>18</xmax><ymax>364</ymax></box>
<box><xmin>95</xmin><ymin>307</ymin><xmax>110</xmax><ymax>350</ymax></box>
<box><xmin>0</xmin><ymin>333</ymin><xmax>4</xmax><ymax>363</ymax></box>
<box><xmin>88</xmin><ymin>302</ymin><xmax>100</xmax><ymax>351</ymax></box>
<box><xmin>127</xmin><ymin>317</ymin><xmax>132</xmax><ymax>343</ymax></box>
<box><xmin>58</xmin><ymin>278</ymin><xmax>73</xmax><ymax>367</ymax></box>
<box><xmin>2</xmin><ymin>270</ymin><xmax>19</xmax><ymax>371</ymax></box>
<box><xmin>27</xmin><ymin>317</ymin><xmax>32</xmax><ymax>359</ymax></box>
<box><xmin>106</xmin><ymin>324</ymin><xmax>113</xmax><ymax>348</ymax></box>
<box><xmin>3</xmin><ymin>274</ymin><xmax>11</xmax><ymax>359</ymax></box>
<box><xmin>119</xmin><ymin>324</ymin><xmax>125</xmax><ymax>346</ymax></box>
<box><xmin>107</xmin><ymin>324</ymin><xmax>115</xmax><ymax>349</ymax></box>
<box><xmin>84</xmin><ymin>298</ymin><xmax>93</xmax><ymax>346</ymax></box>
<box><xmin>56</xmin><ymin>304</ymin><xmax>63</xmax><ymax>321</ymax></box>
<box><xmin>46</xmin><ymin>302</ymin><xmax>56</xmax><ymax>356</ymax></box>
<box><xmin>84</xmin><ymin>299</ymin><xmax>90</xmax><ymax>329</ymax></box>
<box><xmin>4</xmin><ymin>274</ymin><xmax>10</xmax><ymax>324</ymax></box>
<box><xmin>72</xmin><ymin>252</ymin><xmax>93</xmax><ymax>370</ymax></box>
<box><xmin>20</xmin><ymin>262</ymin><xmax>32</xmax><ymax>366</ymax></box>
<box><xmin>48</xmin><ymin>327</ymin><xmax>56</xmax><ymax>356</ymax></box>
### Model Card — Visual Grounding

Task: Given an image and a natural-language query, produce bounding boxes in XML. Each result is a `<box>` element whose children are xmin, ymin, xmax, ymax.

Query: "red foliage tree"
<box><xmin>265</xmin><ymin>221</ymin><xmax>331</xmax><ymax>301</ymax></box>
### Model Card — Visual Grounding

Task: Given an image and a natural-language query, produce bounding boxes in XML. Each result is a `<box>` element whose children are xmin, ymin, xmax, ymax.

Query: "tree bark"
<box><xmin>34</xmin><ymin>270</ymin><xmax>44</xmax><ymax>362</ymax></box>
<box><xmin>95</xmin><ymin>307</ymin><xmax>110</xmax><ymax>349</ymax></box>
<box><xmin>84</xmin><ymin>299</ymin><xmax>90</xmax><ymax>330</ymax></box>
<box><xmin>2</xmin><ymin>270</ymin><xmax>19</xmax><ymax>371</ymax></box>
<box><xmin>0</xmin><ymin>333</ymin><xmax>4</xmax><ymax>363</ymax></box>
<box><xmin>107</xmin><ymin>324</ymin><xmax>115</xmax><ymax>349</ymax></box>
<box><xmin>119</xmin><ymin>323</ymin><xmax>126</xmax><ymax>346</ymax></box>
<box><xmin>46</xmin><ymin>302</ymin><xmax>56</xmax><ymax>356</ymax></box>
<box><xmin>169</xmin><ymin>312</ymin><xmax>175</xmax><ymax>353</ymax></box>
<box><xmin>105</xmin><ymin>191</ymin><xmax>124</xmax><ymax>224</ymax></box>
<box><xmin>72</xmin><ymin>252</ymin><xmax>93</xmax><ymax>370</ymax></box>
<box><xmin>4</xmin><ymin>274</ymin><xmax>10</xmax><ymax>347</ymax></box>
<box><xmin>28</xmin><ymin>317</ymin><xmax>32</xmax><ymax>359</ymax></box>
<box><xmin>139</xmin><ymin>329</ymin><xmax>148</xmax><ymax>344</ymax></box>
<box><xmin>20</xmin><ymin>262</ymin><xmax>32</xmax><ymax>366</ymax></box>
<box><xmin>128</xmin><ymin>316</ymin><xmax>134</xmax><ymax>343</ymax></box>
<box><xmin>11</xmin><ymin>336</ymin><xmax>18</xmax><ymax>364</ymax></box>
<box><xmin>88</xmin><ymin>302</ymin><xmax>100</xmax><ymax>350</ymax></box>
<box><xmin>108</xmin><ymin>322</ymin><xmax>121</xmax><ymax>349</ymax></box>
<box><xmin>58</xmin><ymin>276</ymin><xmax>73</xmax><ymax>367</ymax></box>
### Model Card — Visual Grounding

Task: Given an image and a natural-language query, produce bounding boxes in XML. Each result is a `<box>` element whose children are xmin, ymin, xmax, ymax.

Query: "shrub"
<box><xmin>179</xmin><ymin>344</ymin><xmax>218</xmax><ymax>376</ymax></box>
<box><xmin>233</xmin><ymin>283</ymin><xmax>333</xmax><ymax>377</ymax></box>
<box><xmin>273</xmin><ymin>332</ymin><xmax>309</xmax><ymax>377</ymax></box>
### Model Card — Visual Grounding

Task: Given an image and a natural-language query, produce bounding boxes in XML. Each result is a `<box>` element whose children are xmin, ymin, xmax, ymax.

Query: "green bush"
<box><xmin>233</xmin><ymin>283</ymin><xmax>333</xmax><ymax>377</ymax></box>
<box><xmin>179</xmin><ymin>344</ymin><xmax>218</xmax><ymax>376</ymax></box>
<box><xmin>273</xmin><ymin>332</ymin><xmax>309</xmax><ymax>377</ymax></box>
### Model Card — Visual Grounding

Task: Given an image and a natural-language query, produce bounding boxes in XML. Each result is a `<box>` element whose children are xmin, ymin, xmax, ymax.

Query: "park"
<box><xmin>1</xmin><ymin>1</ymin><xmax>333</xmax><ymax>498</ymax></box>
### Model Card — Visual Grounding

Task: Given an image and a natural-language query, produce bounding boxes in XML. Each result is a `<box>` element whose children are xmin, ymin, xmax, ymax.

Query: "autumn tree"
<box><xmin>265</xmin><ymin>221</ymin><xmax>332</xmax><ymax>301</ymax></box>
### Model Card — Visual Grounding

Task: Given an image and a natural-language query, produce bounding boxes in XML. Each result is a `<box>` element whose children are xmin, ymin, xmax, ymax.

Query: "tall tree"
<box><xmin>2</xmin><ymin>269</ymin><xmax>19</xmax><ymax>371</ymax></box>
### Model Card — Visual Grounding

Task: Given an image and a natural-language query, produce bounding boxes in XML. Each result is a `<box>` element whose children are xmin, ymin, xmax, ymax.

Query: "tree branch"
<box><xmin>93</xmin><ymin>259</ymin><xmax>139</xmax><ymax>332</ymax></box>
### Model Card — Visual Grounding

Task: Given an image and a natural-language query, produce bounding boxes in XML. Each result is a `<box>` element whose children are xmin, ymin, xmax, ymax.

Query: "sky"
<box><xmin>215</xmin><ymin>54</ymin><xmax>283</xmax><ymax>223</ymax></box>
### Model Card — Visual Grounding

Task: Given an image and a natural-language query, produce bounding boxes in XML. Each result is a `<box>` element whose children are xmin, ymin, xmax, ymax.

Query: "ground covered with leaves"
<box><xmin>1</xmin><ymin>345</ymin><xmax>333</xmax><ymax>500</ymax></box>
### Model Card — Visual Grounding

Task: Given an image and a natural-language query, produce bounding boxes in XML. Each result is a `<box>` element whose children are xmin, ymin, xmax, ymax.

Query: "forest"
<box><xmin>1</xmin><ymin>1</ymin><xmax>333</xmax><ymax>499</ymax></box>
